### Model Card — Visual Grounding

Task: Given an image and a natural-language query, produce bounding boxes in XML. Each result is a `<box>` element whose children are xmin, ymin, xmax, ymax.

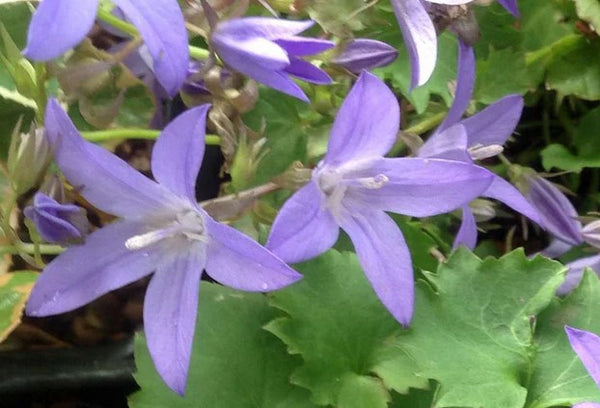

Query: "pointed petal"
<box><xmin>436</xmin><ymin>40</ymin><xmax>475</xmax><ymax>133</ymax></box>
<box><xmin>340</xmin><ymin>211</ymin><xmax>414</xmax><ymax>326</ymax></box>
<box><xmin>23</xmin><ymin>0</ymin><xmax>99</xmax><ymax>60</ymax></box>
<box><xmin>418</xmin><ymin>123</ymin><xmax>471</xmax><ymax>161</ymax></box>
<box><xmin>213</xmin><ymin>35</ymin><xmax>290</xmax><ymax>70</ymax></box>
<box><xmin>205</xmin><ymin>218</ymin><xmax>302</xmax><ymax>291</ymax></box>
<box><xmin>461</xmin><ymin>95</ymin><xmax>524</xmax><ymax>147</ymax></box>
<box><xmin>144</xmin><ymin>250</ymin><xmax>204</xmax><ymax>395</ymax></box>
<box><xmin>453</xmin><ymin>206</ymin><xmax>478</xmax><ymax>250</ymax></box>
<box><xmin>285</xmin><ymin>58</ymin><xmax>332</xmax><ymax>84</ymax></box>
<box><xmin>114</xmin><ymin>0</ymin><xmax>189</xmax><ymax>96</ymax></box>
<box><xmin>45</xmin><ymin>99</ymin><xmax>177</xmax><ymax>219</ymax></box>
<box><xmin>426</xmin><ymin>0</ymin><xmax>472</xmax><ymax>4</ymax></box>
<box><xmin>214</xmin><ymin>18</ymin><xmax>314</xmax><ymax>39</ymax></box>
<box><xmin>390</xmin><ymin>0</ymin><xmax>436</xmax><ymax>88</ymax></box>
<box><xmin>541</xmin><ymin>239</ymin><xmax>573</xmax><ymax>258</ymax></box>
<box><xmin>324</xmin><ymin>71</ymin><xmax>399</xmax><ymax>164</ymax></box>
<box><xmin>345</xmin><ymin>157</ymin><xmax>493</xmax><ymax>217</ymax></box>
<box><xmin>496</xmin><ymin>0</ymin><xmax>520</xmax><ymax>17</ymax></box>
<box><xmin>151</xmin><ymin>105</ymin><xmax>210</xmax><ymax>202</ymax></box>
<box><xmin>331</xmin><ymin>38</ymin><xmax>398</xmax><ymax>73</ymax></box>
<box><xmin>274</xmin><ymin>37</ymin><xmax>334</xmax><ymax>56</ymax></box>
<box><xmin>557</xmin><ymin>255</ymin><xmax>600</xmax><ymax>295</ymax></box>
<box><xmin>26</xmin><ymin>220</ymin><xmax>160</xmax><ymax>316</ymax></box>
<box><xmin>266</xmin><ymin>182</ymin><xmax>339</xmax><ymax>263</ymax></box>
<box><xmin>483</xmin><ymin>174</ymin><xmax>542</xmax><ymax>224</ymax></box>
<box><xmin>566</xmin><ymin>326</ymin><xmax>600</xmax><ymax>386</ymax></box>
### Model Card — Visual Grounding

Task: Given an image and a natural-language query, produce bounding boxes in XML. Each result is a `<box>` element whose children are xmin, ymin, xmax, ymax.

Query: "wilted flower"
<box><xmin>211</xmin><ymin>17</ymin><xmax>334</xmax><ymax>101</ymax></box>
<box><xmin>266</xmin><ymin>71</ymin><xmax>494</xmax><ymax>325</ymax></box>
<box><xmin>565</xmin><ymin>326</ymin><xmax>600</xmax><ymax>408</ymax></box>
<box><xmin>7</xmin><ymin>123</ymin><xmax>51</xmax><ymax>195</ymax></box>
<box><xmin>23</xmin><ymin>0</ymin><xmax>189</xmax><ymax>95</ymax></box>
<box><xmin>27</xmin><ymin>99</ymin><xmax>302</xmax><ymax>394</ymax></box>
<box><xmin>331</xmin><ymin>39</ymin><xmax>398</xmax><ymax>73</ymax></box>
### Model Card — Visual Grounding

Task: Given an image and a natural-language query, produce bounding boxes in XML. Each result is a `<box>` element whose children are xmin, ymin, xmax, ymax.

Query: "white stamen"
<box><xmin>125</xmin><ymin>228</ymin><xmax>176</xmax><ymax>250</ymax></box>
<box><xmin>468</xmin><ymin>144</ymin><xmax>504</xmax><ymax>160</ymax></box>
<box><xmin>358</xmin><ymin>174</ymin><xmax>389</xmax><ymax>189</ymax></box>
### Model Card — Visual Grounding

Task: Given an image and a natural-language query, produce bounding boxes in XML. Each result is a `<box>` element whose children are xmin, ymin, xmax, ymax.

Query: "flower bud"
<box><xmin>331</xmin><ymin>39</ymin><xmax>398</xmax><ymax>73</ymax></box>
<box><xmin>7</xmin><ymin>122</ymin><xmax>51</xmax><ymax>194</ymax></box>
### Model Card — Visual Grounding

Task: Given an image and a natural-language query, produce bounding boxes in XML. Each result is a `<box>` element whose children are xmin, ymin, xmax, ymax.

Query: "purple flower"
<box><xmin>23</xmin><ymin>0</ymin><xmax>189</xmax><ymax>96</ymax></box>
<box><xmin>417</xmin><ymin>40</ymin><xmax>540</xmax><ymax>249</ymax></box>
<box><xmin>26</xmin><ymin>99</ymin><xmax>302</xmax><ymax>394</ymax></box>
<box><xmin>24</xmin><ymin>193</ymin><xmax>89</xmax><ymax>244</ymax></box>
<box><xmin>565</xmin><ymin>326</ymin><xmax>600</xmax><ymax>408</ymax></box>
<box><xmin>331</xmin><ymin>39</ymin><xmax>398</xmax><ymax>73</ymax></box>
<box><xmin>211</xmin><ymin>18</ymin><xmax>334</xmax><ymax>102</ymax></box>
<box><xmin>266</xmin><ymin>71</ymin><xmax>494</xmax><ymax>325</ymax></box>
<box><xmin>389</xmin><ymin>0</ymin><xmax>519</xmax><ymax>88</ymax></box>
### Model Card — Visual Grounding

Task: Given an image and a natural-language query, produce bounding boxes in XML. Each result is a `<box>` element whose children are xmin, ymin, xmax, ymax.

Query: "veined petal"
<box><xmin>26</xmin><ymin>220</ymin><xmax>161</xmax><ymax>316</ymax></box>
<box><xmin>461</xmin><ymin>95</ymin><xmax>524</xmax><ymax>147</ymax></box>
<box><xmin>390</xmin><ymin>0</ymin><xmax>437</xmax><ymax>88</ymax></box>
<box><xmin>284</xmin><ymin>58</ymin><xmax>332</xmax><ymax>84</ymax></box>
<box><xmin>205</xmin><ymin>218</ymin><xmax>302</xmax><ymax>291</ymax></box>
<box><xmin>557</xmin><ymin>255</ymin><xmax>600</xmax><ymax>295</ymax></box>
<box><xmin>114</xmin><ymin>0</ymin><xmax>189</xmax><ymax>96</ymax></box>
<box><xmin>324</xmin><ymin>71</ymin><xmax>399</xmax><ymax>165</ymax></box>
<box><xmin>345</xmin><ymin>157</ymin><xmax>493</xmax><ymax>217</ymax></box>
<box><xmin>436</xmin><ymin>40</ymin><xmax>475</xmax><ymax>134</ymax></box>
<box><xmin>453</xmin><ymin>206</ymin><xmax>478</xmax><ymax>250</ymax></box>
<box><xmin>214</xmin><ymin>18</ymin><xmax>314</xmax><ymax>39</ymax></box>
<box><xmin>144</xmin><ymin>249</ymin><xmax>205</xmax><ymax>395</ymax></box>
<box><xmin>151</xmin><ymin>105</ymin><xmax>210</xmax><ymax>203</ymax></box>
<box><xmin>483</xmin><ymin>174</ymin><xmax>542</xmax><ymax>224</ymax></box>
<box><xmin>573</xmin><ymin>403</ymin><xmax>600</xmax><ymax>408</ymax></box>
<box><xmin>45</xmin><ymin>99</ymin><xmax>177</xmax><ymax>219</ymax></box>
<box><xmin>24</xmin><ymin>193</ymin><xmax>87</xmax><ymax>244</ymax></box>
<box><xmin>496</xmin><ymin>0</ymin><xmax>520</xmax><ymax>17</ymax></box>
<box><xmin>24</xmin><ymin>0</ymin><xmax>99</xmax><ymax>60</ymax></box>
<box><xmin>418</xmin><ymin>123</ymin><xmax>471</xmax><ymax>161</ymax></box>
<box><xmin>274</xmin><ymin>37</ymin><xmax>334</xmax><ymax>56</ymax></box>
<box><xmin>266</xmin><ymin>182</ymin><xmax>339</xmax><ymax>263</ymax></box>
<box><xmin>213</xmin><ymin>35</ymin><xmax>290</xmax><ymax>70</ymax></box>
<box><xmin>565</xmin><ymin>326</ymin><xmax>600</xmax><ymax>387</ymax></box>
<box><xmin>339</xmin><ymin>210</ymin><xmax>414</xmax><ymax>326</ymax></box>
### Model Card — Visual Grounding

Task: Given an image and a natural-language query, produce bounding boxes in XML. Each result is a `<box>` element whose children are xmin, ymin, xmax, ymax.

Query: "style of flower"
<box><xmin>389</xmin><ymin>0</ymin><xmax>519</xmax><ymax>88</ymax></box>
<box><xmin>331</xmin><ymin>39</ymin><xmax>398</xmax><ymax>73</ymax></box>
<box><xmin>416</xmin><ymin>40</ymin><xmax>541</xmax><ymax>249</ymax></box>
<box><xmin>24</xmin><ymin>193</ymin><xmax>89</xmax><ymax>244</ymax></box>
<box><xmin>211</xmin><ymin>17</ymin><xmax>334</xmax><ymax>102</ymax></box>
<box><xmin>565</xmin><ymin>326</ymin><xmax>600</xmax><ymax>408</ymax></box>
<box><xmin>266</xmin><ymin>71</ymin><xmax>495</xmax><ymax>325</ymax></box>
<box><xmin>26</xmin><ymin>99</ymin><xmax>302</xmax><ymax>394</ymax></box>
<box><xmin>23</xmin><ymin>0</ymin><xmax>189</xmax><ymax>96</ymax></box>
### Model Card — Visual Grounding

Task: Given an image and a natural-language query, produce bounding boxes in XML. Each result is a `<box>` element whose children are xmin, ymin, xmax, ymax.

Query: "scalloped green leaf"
<box><xmin>0</xmin><ymin>271</ymin><xmax>38</xmax><ymax>342</ymax></box>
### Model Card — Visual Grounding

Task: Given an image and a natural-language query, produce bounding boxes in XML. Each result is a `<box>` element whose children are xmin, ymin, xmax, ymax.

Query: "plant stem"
<box><xmin>81</xmin><ymin>129</ymin><xmax>221</xmax><ymax>145</ymax></box>
<box><xmin>0</xmin><ymin>243</ymin><xmax>64</xmax><ymax>256</ymax></box>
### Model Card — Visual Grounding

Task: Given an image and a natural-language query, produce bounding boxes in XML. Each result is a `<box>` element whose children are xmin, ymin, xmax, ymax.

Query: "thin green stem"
<box><xmin>0</xmin><ymin>243</ymin><xmax>64</xmax><ymax>256</ymax></box>
<box><xmin>81</xmin><ymin>129</ymin><xmax>221</xmax><ymax>145</ymax></box>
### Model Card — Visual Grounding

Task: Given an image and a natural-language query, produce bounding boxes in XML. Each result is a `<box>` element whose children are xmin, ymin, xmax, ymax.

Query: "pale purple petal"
<box><xmin>461</xmin><ymin>95</ymin><xmax>524</xmax><ymax>147</ymax></box>
<box><xmin>418</xmin><ymin>123</ymin><xmax>471</xmax><ymax>161</ymax></box>
<box><xmin>24</xmin><ymin>0</ymin><xmax>99</xmax><ymax>60</ymax></box>
<box><xmin>26</xmin><ymin>220</ymin><xmax>161</xmax><ymax>316</ymax></box>
<box><xmin>24</xmin><ymin>193</ymin><xmax>87</xmax><ymax>244</ymax></box>
<box><xmin>266</xmin><ymin>182</ymin><xmax>339</xmax><ymax>263</ymax></box>
<box><xmin>274</xmin><ymin>37</ymin><xmax>334</xmax><ymax>56</ymax></box>
<box><xmin>339</xmin><ymin>210</ymin><xmax>414</xmax><ymax>326</ymax></box>
<box><xmin>45</xmin><ymin>99</ymin><xmax>177</xmax><ymax>219</ymax></box>
<box><xmin>144</xmin><ymin>249</ymin><xmax>205</xmax><ymax>395</ymax></box>
<box><xmin>205</xmin><ymin>218</ymin><xmax>302</xmax><ymax>291</ymax></box>
<box><xmin>390</xmin><ymin>0</ymin><xmax>437</xmax><ymax>88</ymax></box>
<box><xmin>453</xmin><ymin>206</ymin><xmax>478</xmax><ymax>250</ymax></box>
<box><xmin>426</xmin><ymin>0</ymin><xmax>472</xmax><ymax>4</ymax></box>
<box><xmin>284</xmin><ymin>58</ymin><xmax>332</xmax><ymax>84</ymax></box>
<box><xmin>214</xmin><ymin>18</ymin><xmax>314</xmax><ymax>39</ymax></box>
<box><xmin>483</xmin><ymin>174</ymin><xmax>542</xmax><ymax>224</ymax></box>
<box><xmin>566</xmin><ymin>326</ymin><xmax>600</xmax><ymax>387</ymax></box>
<box><xmin>324</xmin><ymin>71</ymin><xmax>399</xmax><ymax>164</ymax></box>
<box><xmin>556</xmin><ymin>255</ymin><xmax>600</xmax><ymax>295</ymax></box>
<box><xmin>151</xmin><ymin>105</ymin><xmax>210</xmax><ymax>202</ymax></box>
<box><xmin>541</xmin><ymin>239</ymin><xmax>573</xmax><ymax>258</ymax></box>
<box><xmin>436</xmin><ymin>40</ymin><xmax>475</xmax><ymax>134</ymax></box>
<box><xmin>496</xmin><ymin>0</ymin><xmax>519</xmax><ymax>17</ymax></box>
<box><xmin>331</xmin><ymin>39</ymin><xmax>398</xmax><ymax>73</ymax></box>
<box><xmin>345</xmin><ymin>157</ymin><xmax>493</xmax><ymax>217</ymax></box>
<box><xmin>574</xmin><ymin>403</ymin><xmax>600</xmax><ymax>408</ymax></box>
<box><xmin>213</xmin><ymin>35</ymin><xmax>290</xmax><ymax>71</ymax></box>
<box><xmin>113</xmin><ymin>0</ymin><xmax>189</xmax><ymax>96</ymax></box>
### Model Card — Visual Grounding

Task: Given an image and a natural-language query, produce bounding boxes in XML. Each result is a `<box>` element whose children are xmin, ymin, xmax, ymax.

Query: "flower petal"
<box><xmin>274</xmin><ymin>37</ymin><xmax>334</xmax><ymax>56</ymax></box>
<box><xmin>213</xmin><ymin>35</ymin><xmax>290</xmax><ymax>70</ymax></box>
<box><xmin>573</xmin><ymin>403</ymin><xmax>600</xmax><ymax>408</ymax></box>
<box><xmin>345</xmin><ymin>157</ymin><xmax>493</xmax><ymax>217</ymax></box>
<box><xmin>390</xmin><ymin>0</ymin><xmax>436</xmax><ymax>88</ymax></box>
<box><xmin>24</xmin><ymin>193</ymin><xmax>87</xmax><ymax>244</ymax></box>
<box><xmin>339</xmin><ymin>210</ymin><xmax>414</xmax><ymax>326</ymax></box>
<box><xmin>461</xmin><ymin>95</ymin><xmax>524</xmax><ymax>147</ymax></box>
<box><xmin>114</xmin><ymin>0</ymin><xmax>189</xmax><ymax>96</ymax></box>
<box><xmin>556</xmin><ymin>255</ymin><xmax>600</xmax><ymax>295</ymax></box>
<box><xmin>26</xmin><ymin>220</ymin><xmax>161</xmax><ymax>316</ymax></box>
<box><xmin>483</xmin><ymin>174</ymin><xmax>542</xmax><ymax>224</ymax></box>
<box><xmin>541</xmin><ymin>239</ymin><xmax>573</xmax><ymax>258</ymax></box>
<box><xmin>205</xmin><ymin>218</ymin><xmax>302</xmax><ymax>291</ymax></box>
<box><xmin>566</xmin><ymin>326</ymin><xmax>600</xmax><ymax>387</ymax></box>
<box><xmin>418</xmin><ymin>123</ymin><xmax>471</xmax><ymax>161</ymax></box>
<box><xmin>23</xmin><ymin>0</ymin><xmax>99</xmax><ymax>60</ymax></box>
<box><xmin>214</xmin><ymin>18</ymin><xmax>314</xmax><ymax>40</ymax></box>
<box><xmin>496</xmin><ymin>0</ymin><xmax>520</xmax><ymax>17</ymax></box>
<box><xmin>45</xmin><ymin>99</ymin><xmax>177</xmax><ymax>219</ymax></box>
<box><xmin>151</xmin><ymin>105</ymin><xmax>210</xmax><ymax>203</ymax></box>
<box><xmin>284</xmin><ymin>58</ymin><xmax>332</xmax><ymax>84</ymax></box>
<box><xmin>453</xmin><ymin>206</ymin><xmax>478</xmax><ymax>250</ymax></box>
<box><xmin>143</xmin><ymin>249</ymin><xmax>205</xmax><ymax>395</ymax></box>
<box><xmin>324</xmin><ymin>71</ymin><xmax>399</xmax><ymax>164</ymax></box>
<box><xmin>331</xmin><ymin>38</ymin><xmax>398</xmax><ymax>73</ymax></box>
<box><xmin>266</xmin><ymin>182</ymin><xmax>339</xmax><ymax>263</ymax></box>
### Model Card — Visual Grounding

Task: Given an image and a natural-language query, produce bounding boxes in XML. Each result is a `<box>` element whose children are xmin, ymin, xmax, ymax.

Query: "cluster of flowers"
<box><xmin>16</xmin><ymin>0</ymin><xmax>600</xmax><ymax>399</ymax></box>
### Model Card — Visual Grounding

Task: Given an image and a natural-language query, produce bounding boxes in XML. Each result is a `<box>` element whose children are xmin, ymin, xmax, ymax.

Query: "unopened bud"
<box><xmin>7</xmin><ymin>122</ymin><xmax>51</xmax><ymax>194</ymax></box>
<box><xmin>469</xmin><ymin>198</ymin><xmax>496</xmax><ymax>222</ymax></box>
<box><xmin>331</xmin><ymin>39</ymin><xmax>398</xmax><ymax>73</ymax></box>
<box><xmin>582</xmin><ymin>220</ymin><xmax>600</xmax><ymax>249</ymax></box>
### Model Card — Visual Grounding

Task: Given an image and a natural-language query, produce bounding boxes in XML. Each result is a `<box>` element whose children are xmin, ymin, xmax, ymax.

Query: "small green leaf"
<box><xmin>0</xmin><ymin>271</ymin><xmax>38</xmax><ymax>342</ymax></box>
<box><xmin>573</xmin><ymin>0</ymin><xmax>600</xmax><ymax>31</ymax></box>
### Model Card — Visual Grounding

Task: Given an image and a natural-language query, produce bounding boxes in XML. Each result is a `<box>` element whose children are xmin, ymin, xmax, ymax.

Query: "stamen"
<box><xmin>358</xmin><ymin>174</ymin><xmax>389</xmax><ymax>189</ymax></box>
<box><xmin>125</xmin><ymin>227</ymin><xmax>178</xmax><ymax>250</ymax></box>
<box><xmin>468</xmin><ymin>144</ymin><xmax>504</xmax><ymax>160</ymax></box>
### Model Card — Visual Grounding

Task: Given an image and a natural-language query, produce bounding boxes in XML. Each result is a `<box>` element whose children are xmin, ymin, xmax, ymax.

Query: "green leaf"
<box><xmin>305</xmin><ymin>0</ymin><xmax>377</xmax><ymax>36</ymax></box>
<box><xmin>0</xmin><ymin>87</ymin><xmax>35</xmax><ymax>160</ymax></box>
<box><xmin>266</xmin><ymin>251</ymin><xmax>428</xmax><ymax>407</ymax></box>
<box><xmin>474</xmin><ymin>47</ymin><xmax>530</xmax><ymax>104</ymax></box>
<box><xmin>129</xmin><ymin>282</ymin><xmax>316</xmax><ymax>408</ymax></box>
<box><xmin>573</xmin><ymin>0</ymin><xmax>600</xmax><ymax>30</ymax></box>
<box><xmin>0</xmin><ymin>271</ymin><xmax>37</xmax><ymax>342</ymax></box>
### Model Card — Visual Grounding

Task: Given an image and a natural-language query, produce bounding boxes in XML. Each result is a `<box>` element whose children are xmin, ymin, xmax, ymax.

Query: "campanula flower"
<box><xmin>211</xmin><ymin>17</ymin><xmax>334</xmax><ymax>102</ymax></box>
<box><xmin>565</xmin><ymin>326</ymin><xmax>600</xmax><ymax>408</ymax></box>
<box><xmin>23</xmin><ymin>0</ymin><xmax>189</xmax><ymax>96</ymax></box>
<box><xmin>417</xmin><ymin>40</ymin><xmax>540</xmax><ymax>249</ymax></box>
<box><xmin>26</xmin><ymin>99</ymin><xmax>302</xmax><ymax>394</ymax></box>
<box><xmin>331</xmin><ymin>39</ymin><xmax>398</xmax><ymax>73</ymax></box>
<box><xmin>266</xmin><ymin>71</ymin><xmax>494</xmax><ymax>325</ymax></box>
<box><xmin>24</xmin><ymin>193</ymin><xmax>89</xmax><ymax>244</ymax></box>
